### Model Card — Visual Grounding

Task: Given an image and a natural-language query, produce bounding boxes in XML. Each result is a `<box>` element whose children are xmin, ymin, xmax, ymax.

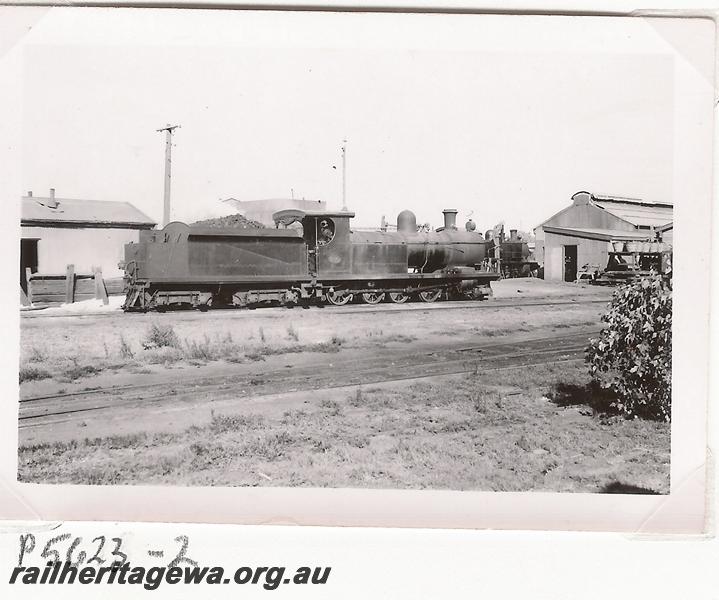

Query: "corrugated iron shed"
<box><xmin>591</xmin><ymin>195</ymin><xmax>673</xmax><ymax>228</ymax></box>
<box><xmin>22</xmin><ymin>195</ymin><xmax>155</xmax><ymax>228</ymax></box>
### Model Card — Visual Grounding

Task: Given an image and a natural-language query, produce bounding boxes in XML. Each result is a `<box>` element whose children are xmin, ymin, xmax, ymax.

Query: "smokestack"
<box><xmin>442</xmin><ymin>208</ymin><xmax>458</xmax><ymax>230</ymax></box>
<box><xmin>510</xmin><ymin>229</ymin><xmax>518</xmax><ymax>241</ymax></box>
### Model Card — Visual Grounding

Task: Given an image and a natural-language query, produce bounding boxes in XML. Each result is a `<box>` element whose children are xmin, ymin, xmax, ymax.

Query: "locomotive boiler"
<box><xmin>121</xmin><ymin>207</ymin><xmax>500</xmax><ymax>311</ymax></box>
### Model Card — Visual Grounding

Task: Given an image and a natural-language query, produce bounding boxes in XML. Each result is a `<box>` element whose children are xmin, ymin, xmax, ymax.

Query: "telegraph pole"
<box><xmin>341</xmin><ymin>139</ymin><xmax>347</xmax><ymax>211</ymax></box>
<box><xmin>157</xmin><ymin>124</ymin><xmax>180</xmax><ymax>226</ymax></box>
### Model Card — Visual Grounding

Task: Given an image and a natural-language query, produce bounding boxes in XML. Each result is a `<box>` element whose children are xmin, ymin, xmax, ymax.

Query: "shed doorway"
<box><xmin>20</xmin><ymin>239</ymin><xmax>39</xmax><ymax>293</ymax></box>
<box><xmin>563</xmin><ymin>245</ymin><xmax>577</xmax><ymax>282</ymax></box>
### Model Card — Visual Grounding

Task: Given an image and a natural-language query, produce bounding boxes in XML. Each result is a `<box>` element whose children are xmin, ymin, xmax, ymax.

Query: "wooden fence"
<box><xmin>22</xmin><ymin>265</ymin><xmax>125</xmax><ymax>306</ymax></box>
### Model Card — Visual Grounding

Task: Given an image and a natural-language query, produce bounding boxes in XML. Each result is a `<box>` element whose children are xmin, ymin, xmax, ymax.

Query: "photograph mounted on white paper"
<box><xmin>5</xmin><ymin>8</ymin><xmax>712</xmax><ymax>529</ymax></box>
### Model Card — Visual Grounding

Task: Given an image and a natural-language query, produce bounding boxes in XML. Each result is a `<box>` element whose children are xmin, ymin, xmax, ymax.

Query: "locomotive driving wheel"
<box><xmin>326</xmin><ymin>290</ymin><xmax>353</xmax><ymax>306</ymax></box>
<box><xmin>361</xmin><ymin>292</ymin><xmax>385</xmax><ymax>305</ymax></box>
<box><xmin>388</xmin><ymin>292</ymin><xmax>409</xmax><ymax>304</ymax></box>
<box><xmin>419</xmin><ymin>289</ymin><xmax>442</xmax><ymax>303</ymax></box>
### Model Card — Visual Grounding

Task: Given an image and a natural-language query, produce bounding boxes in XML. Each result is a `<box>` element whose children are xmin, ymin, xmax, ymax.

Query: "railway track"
<box><xmin>20</xmin><ymin>296</ymin><xmax>611</xmax><ymax>320</ymax></box>
<box><xmin>19</xmin><ymin>330</ymin><xmax>597</xmax><ymax>430</ymax></box>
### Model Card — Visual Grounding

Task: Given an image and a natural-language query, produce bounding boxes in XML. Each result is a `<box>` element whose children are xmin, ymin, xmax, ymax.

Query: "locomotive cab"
<box><xmin>273</xmin><ymin>209</ymin><xmax>355</xmax><ymax>277</ymax></box>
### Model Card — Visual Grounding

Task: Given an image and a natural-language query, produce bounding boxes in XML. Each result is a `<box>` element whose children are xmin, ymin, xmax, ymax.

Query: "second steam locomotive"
<box><xmin>122</xmin><ymin>208</ymin><xmax>508</xmax><ymax>311</ymax></box>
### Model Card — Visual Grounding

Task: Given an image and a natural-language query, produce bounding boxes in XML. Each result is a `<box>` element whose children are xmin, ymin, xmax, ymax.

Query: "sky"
<box><xmin>18</xmin><ymin>9</ymin><xmax>675</xmax><ymax>230</ymax></box>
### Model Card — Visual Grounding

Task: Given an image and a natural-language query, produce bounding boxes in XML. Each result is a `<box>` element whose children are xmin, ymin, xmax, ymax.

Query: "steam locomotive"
<box><xmin>122</xmin><ymin>208</ymin><xmax>502</xmax><ymax>311</ymax></box>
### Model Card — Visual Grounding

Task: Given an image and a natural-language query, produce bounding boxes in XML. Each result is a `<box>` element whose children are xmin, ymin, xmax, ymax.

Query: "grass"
<box><xmin>20</xmin><ymin>300</ymin><xmax>606</xmax><ymax>385</ymax></box>
<box><xmin>19</xmin><ymin>322</ymin><xmax>347</xmax><ymax>383</ymax></box>
<box><xmin>119</xmin><ymin>335</ymin><xmax>134</xmax><ymax>359</ymax></box>
<box><xmin>286</xmin><ymin>324</ymin><xmax>299</xmax><ymax>342</ymax></box>
<box><xmin>19</xmin><ymin>365</ymin><xmax>51</xmax><ymax>383</ymax></box>
<box><xmin>18</xmin><ymin>362</ymin><xmax>671</xmax><ymax>493</ymax></box>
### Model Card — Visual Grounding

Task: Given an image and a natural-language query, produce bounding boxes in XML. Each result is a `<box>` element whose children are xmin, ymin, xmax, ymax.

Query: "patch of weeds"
<box><xmin>286</xmin><ymin>324</ymin><xmax>299</xmax><ymax>342</ymax></box>
<box><xmin>437</xmin><ymin>418</ymin><xmax>475</xmax><ymax>433</ymax></box>
<box><xmin>311</xmin><ymin>438</ymin><xmax>332</xmax><ymax>453</ymax></box>
<box><xmin>320</xmin><ymin>398</ymin><xmax>342</xmax><ymax>415</ymax></box>
<box><xmin>130</xmin><ymin>367</ymin><xmax>152</xmax><ymax>375</ymax></box>
<box><xmin>348</xmin><ymin>388</ymin><xmax>364</xmax><ymax>407</ymax></box>
<box><xmin>142</xmin><ymin>323</ymin><xmax>180</xmax><ymax>350</ymax></box>
<box><xmin>210</xmin><ymin>413</ymin><xmax>267</xmax><ymax>434</ymax></box>
<box><xmin>144</xmin><ymin>347</ymin><xmax>184</xmax><ymax>365</ymax></box>
<box><xmin>28</xmin><ymin>347</ymin><xmax>47</xmax><ymax>363</ymax></box>
<box><xmin>246</xmin><ymin>431</ymin><xmax>294</xmax><ymax>461</ymax></box>
<box><xmin>472</xmin><ymin>390</ymin><xmax>499</xmax><ymax>414</ymax></box>
<box><xmin>346</xmin><ymin>434</ymin><xmax>369</xmax><ymax>449</ymax></box>
<box><xmin>184</xmin><ymin>334</ymin><xmax>214</xmax><ymax>361</ymax></box>
<box><xmin>381</xmin><ymin>334</ymin><xmax>418</xmax><ymax>343</ymax></box>
<box><xmin>119</xmin><ymin>335</ymin><xmax>134</xmax><ymax>359</ymax></box>
<box><xmin>305</xmin><ymin>337</ymin><xmax>344</xmax><ymax>353</ymax></box>
<box><xmin>62</xmin><ymin>364</ymin><xmax>101</xmax><ymax>381</ymax></box>
<box><xmin>19</xmin><ymin>365</ymin><xmax>52</xmax><ymax>383</ymax></box>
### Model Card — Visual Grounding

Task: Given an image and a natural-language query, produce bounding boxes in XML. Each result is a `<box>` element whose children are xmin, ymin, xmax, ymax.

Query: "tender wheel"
<box><xmin>326</xmin><ymin>290</ymin><xmax>353</xmax><ymax>306</ymax></box>
<box><xmin>388</xmin><ymin>292</ymin><xmax>409</xmax><ymax>304</ymax></box>
<box><xmin>419</xmin><ymin>289</ymin><xmax>442</xmax><ymax>303</ymax></box>
<box><xmin>361</xmin><ymin>292</ymin><xmax>385</xmax><ymax>305</ymax></box>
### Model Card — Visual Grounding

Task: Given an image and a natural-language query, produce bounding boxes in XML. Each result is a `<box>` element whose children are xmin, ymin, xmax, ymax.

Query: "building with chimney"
<box><xmin>21</xmin><ymin>189</ymin><xmax>155</xmax><ymax>295</ymax></box>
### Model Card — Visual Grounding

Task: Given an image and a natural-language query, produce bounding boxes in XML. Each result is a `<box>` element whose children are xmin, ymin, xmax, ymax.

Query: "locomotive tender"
<box><xmin>121</xmin><ymin>207</ymin><xmax>500</xmax><ymax>311</ymax></box>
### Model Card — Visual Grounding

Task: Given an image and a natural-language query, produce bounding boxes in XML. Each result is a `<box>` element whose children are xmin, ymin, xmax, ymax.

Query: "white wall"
<box><xmin>21</xmin><ymin>226</ymin><xmax>147</xmax><ymax>278</ymax></box>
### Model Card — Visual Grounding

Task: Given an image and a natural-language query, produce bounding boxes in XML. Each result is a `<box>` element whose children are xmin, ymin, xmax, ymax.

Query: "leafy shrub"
<box><xmin>142</xmin><ymin>323</ymin><xmax>180</xmax><ymax>350</ymax></box>
<box><xmin>586</xmin><ymin>272</ymin><xmax>672</xmax><ymax>421</ymax></box>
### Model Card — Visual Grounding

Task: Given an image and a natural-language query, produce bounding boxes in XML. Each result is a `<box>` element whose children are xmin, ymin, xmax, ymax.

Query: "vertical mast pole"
<box><xmin>157</xmin><ymin>124</ymin><xmax>180</xmax><ymax>226</ymax></box>
<box><xmin>341</xmin><ymin>139</ymin><xmax>347</xmax><ymax>211</ymax></box>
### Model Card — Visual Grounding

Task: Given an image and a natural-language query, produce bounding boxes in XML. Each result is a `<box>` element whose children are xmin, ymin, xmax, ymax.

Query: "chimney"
<box><xmin>510</xmin><ymin>229</ymin><xmax>518</xmax><ymax>241</ymax></box>
<box><xmin>47</xmin><ymin>188</ymin><xmax>58</xmax><ymax>209</ymax></box>
<box><xmin>442</xmin><ymin>208</ymin><xmax>458</xmax><ymax>230</ymax></box>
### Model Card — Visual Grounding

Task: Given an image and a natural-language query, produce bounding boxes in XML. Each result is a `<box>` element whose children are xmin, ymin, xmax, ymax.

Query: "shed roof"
<box><xmin>543</xmin><ymin>225</ymin><xmax>655</xmax><ymax>242</ymax></box>
<box><xmin>536</xmin><ymin>191</ymin><xmax>674</xmax><ymax>231</ymax></box>
<box><xmin>592</xmin><ymin>197</ymin><xmax>673</xmax><ymax>228</ymax></box>
<box><xmin>21</xmin><ymin>196</ymin><xmax>156</xmax><ymax>228</ymax></box>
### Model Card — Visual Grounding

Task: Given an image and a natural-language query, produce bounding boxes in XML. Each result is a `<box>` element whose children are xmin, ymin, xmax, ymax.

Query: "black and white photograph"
<box><xmin>2</xmin><ymin>7</ymin><xmax>713</xmax><ymax>532</ymax></box>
